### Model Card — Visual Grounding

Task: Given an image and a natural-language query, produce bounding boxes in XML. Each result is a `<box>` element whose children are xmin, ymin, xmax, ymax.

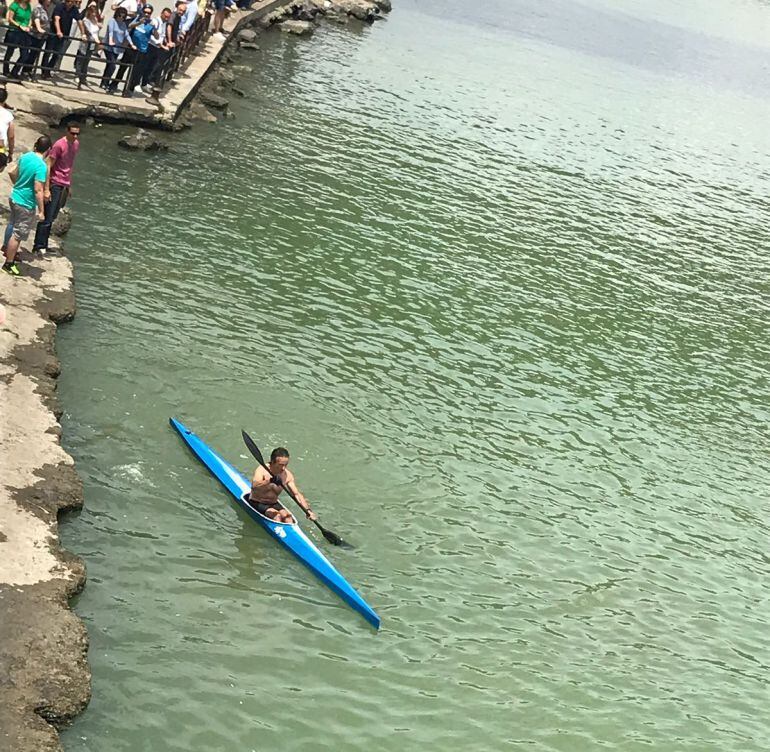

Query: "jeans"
<box><xmin>32</xmin><ymin>183</ymin><xmax>67</xmax><ymax>252</ymax></box>
<box><xmin>41</xmin><ymin>35</ymin><xmax>69</xmax><ymax>74</ymax></box>
<box><xmin>17</xmin><ymin>35</ymin><xmax>45</xmax><ymax>78</ymax></box>
<box><xmin>74</xmin><ymin>42</ymin><xmax>93</xmax><ymax>81</ymax></box>
<box><xmin>128</xmin><ymin>49</ymin><xmax>152</xmax><ymax>91</ymax></box>
<box><xmin>150</xmin><ymin>47</ymin><xmax>171</xmax><ymax>87</ymax></box>
<box><xmin>3</xmin><ymin>28</ymin><xmax>31</xmax><ymax>77</ymax></box>
<box><xmin>101</xmin><ymin>48</ymin><xmax>129</xmax><ymax>90</ymax></box>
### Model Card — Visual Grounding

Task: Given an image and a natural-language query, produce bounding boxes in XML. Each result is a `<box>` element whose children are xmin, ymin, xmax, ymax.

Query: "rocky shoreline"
<box><xmin>0</xmin><ymin>3</ymin><xmax>390</xmax><ymax>749</ymax></box>
<box><xmin>0</xmin><ymin>117</ymin><xmax>88</xmax><ymax>748</ymax></box>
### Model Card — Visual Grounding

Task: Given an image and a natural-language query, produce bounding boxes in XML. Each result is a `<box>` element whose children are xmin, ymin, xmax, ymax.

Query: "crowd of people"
<box><xmin>0</xmin><ymin>88</ymin><xmax>79</xmax><ymax>276</ymax></box>
<box><xmin>0</xmin><ymin>0</ymin><xmax>262</xmax><ymax>276</ymax></box>
<box><xmin>1</xmin><ymin>0</ymin><xmax>251</xmax><ymax>96</ymax></box>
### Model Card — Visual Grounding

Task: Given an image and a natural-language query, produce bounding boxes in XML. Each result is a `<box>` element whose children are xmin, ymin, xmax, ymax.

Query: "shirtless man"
<box><xmin>249</xmin><ymin>447</ymin><xmax>318</xmax><ymax>524</ymax></box>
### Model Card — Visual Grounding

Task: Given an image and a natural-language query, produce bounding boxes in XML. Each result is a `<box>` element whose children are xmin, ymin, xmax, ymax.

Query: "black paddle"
<box><xmin>241</xmin><ymin>430</ymin><xmax>350</xmax><ymax>548</ymax></box>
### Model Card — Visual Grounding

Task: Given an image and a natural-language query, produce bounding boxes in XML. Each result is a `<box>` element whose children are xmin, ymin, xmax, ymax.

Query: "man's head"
<box><xmin>65</xmin><ymin>122</ymin><xmax>81</xmax><ymax>143</ymax></box>
<box><xmin>175</xmin><ymin>0</ymin><xmax>186</xmax><ymax>13</ymax></box>
<box><xmin>269</xmin><ymin>447</ymin><xmax>290</xmax><ymax>475</ymax></box>
<box><xmin>115</xmin><ymin>6</ymin><xmax>127</xmax><ymax>19</ymax></box>
<box><xmin>65</xmin><ymin>0</ymin><xmax>77</xmax><ymax>8</ymax></box>
<box><xmin>161</xmin><ymin>6</ymin><xmax>171</xmax><ymax>19</ymax></box>
<box><xmin>142</xmin><ymin>3</ymin><xmax>153</xmax><ymax>16</ymax></box>
<box><xmin>34</xmin><ymin>135</ymin><xmax>52</xmax><ymax>154</ymax></box>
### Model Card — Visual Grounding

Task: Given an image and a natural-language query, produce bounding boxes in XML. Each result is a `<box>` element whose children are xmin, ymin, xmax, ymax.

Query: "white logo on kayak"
<box><xmin>273</xmin><ymin>526</ymin><xmax>286</xmax><ymax>538</ymax></box>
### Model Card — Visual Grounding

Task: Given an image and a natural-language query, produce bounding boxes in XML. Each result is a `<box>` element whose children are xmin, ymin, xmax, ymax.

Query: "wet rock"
<box><xmin>198</xmin><ymin>90</ymin><xmax>229</xmax><ymax>110</ymax></box>
<box><xmin>279</xmin><ymin>19</ymin><xmax>315</xmax><ymax>35</ymax></box>
<box><xmin>290</xmin><ymin>1</ymin><xmax>321</xmax><ymax>21</ymax></box>
<box><xmin>232</xmin><ymin>86</ymin><xmax>246</xmax><ymax>97</ymax></box>
<box><xmin>259</xmin><ymin>8</ymin><xmax>289</xmax><ymax>26</ymax></box>
<box><xmin>231</xmin><ymin>64</ymin><xmax>253</xmax><ymax>73</ymax></box>
<box><xmin>185</xmin><ymin>100</ymin><xmax>218</xmax><ymax>123</ymax></box>
<box><xmin>373</xmin><ymin>0</ymin><xmax>391</xmax><ymax>11</ymax></box>
<box><xmin>239</xmin><ymin>40</ymin><xmax>259</xmax><ymax>50</ymax></box>
<box><xmin>218</xmin><ymin>68</ymin><xmax>236</xmax><ymax>86</ymax></box>
<box><xmin>237</xmin><ymin>28</ymin><xmax>257</xmax><ymax>43</ymax></box>
<box><xmin>117</xmin><ymin>128</ymin><xmax>169</xmax><ymax>151</ymax></box>
<box><xmin>51</xmin><ymin>207</ymin><xmax>72</xmax><ymax>237</ymax></box>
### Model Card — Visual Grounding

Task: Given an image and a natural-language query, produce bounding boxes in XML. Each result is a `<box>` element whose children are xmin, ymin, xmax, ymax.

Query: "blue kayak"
<box><xmin>169</xmin><ymin>418</ymin><xmax>380</xmax><ymax>629</ymax></box>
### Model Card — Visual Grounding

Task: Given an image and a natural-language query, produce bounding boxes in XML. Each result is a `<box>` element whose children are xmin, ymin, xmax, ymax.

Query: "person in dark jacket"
<box><xmin>40</xmin><ymin>0</ymin><xmax>84</xmax><ymax>78</ymax></box>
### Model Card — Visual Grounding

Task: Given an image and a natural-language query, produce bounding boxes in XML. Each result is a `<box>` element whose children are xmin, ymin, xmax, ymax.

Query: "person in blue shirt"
<box><xmin>2</xmin><ymin>135</ymin><xmax>51</xmax><ymax>277</ymax></box>
<box><xmin>100</xmin><ymin>6</ymin><xmax>136</xmax><ymax>94</ymax></box>
<box><xmin>126</xmin><ymin>4</ymin><xmax>156</xmax><ymax>94</ymax></box>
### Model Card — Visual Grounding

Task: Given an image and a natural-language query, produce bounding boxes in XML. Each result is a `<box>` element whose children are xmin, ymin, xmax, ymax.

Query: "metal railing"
<box><xmin>0</xmin><ymin>13</ymin><xmax>210</xmax><ymax>99</ymax></box>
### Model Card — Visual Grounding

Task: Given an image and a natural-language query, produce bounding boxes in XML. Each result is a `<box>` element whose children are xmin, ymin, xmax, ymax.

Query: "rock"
<box><xmin>348</xmin><ymin>2</ymin><xmax>377</xmax><ymax>21</ymax></box>
<box><xmin>290</xmin><ymin>1</ymin><xmax>321</xmax><ymax>21</ymax></box>
<box><xmin>232</xmin><ymin>86</ymin><xmax>246</xmax><ymax>97</ymax></box>
<box><xmin>237</xmin><ymin>28</ymin><xmax>257</xmax><ymax>42</ymax></box>
<box><xmin>231</xmin><ymin>64</ymin><xmax>253</xmax><ymax>73</ymax></box>
<box><xmin>28</xmin><ymin>98</ymin><xmax>75</xmax><ymax>127</ymax></box>
<box><xmin>185</xmin><ymin>100</ymin><xmax>218</xmax><ymax>123</ymax></box>
<box><xmin>259</xmin><ymin>8</ymin><xmax>289</xmax><ymax>26</ymax></box>
<box><xmin>279</xmin><ymin>19</ymin><xmax>314</xmax><ymax>35</ymax></box>
<box><xmin>239</xmin><ymin>41</ymin><xmax>259</xmax><ymax>50</ymax></box>
<box><xmin>51</xmin><ymin>207</ymin><xmax>73</xmax><ymax>237</ymax></box>
<box><xmin>84</xmin><ymin>116</ymin><xmax>95</xmax><ymax>127</ymax></box>
<box><xmin>117</xmin><ymin>128</ymin><xmax>169</xmax><ymax>151</ymax></box>
<box><xmin>373</xmin><ymin>0</ymin><xmax>390</xmax><ymax>11</ymax></box>
<box><xmin>198</xmin><ymin>90</ymin><xmax>229</xmax><ymax>110</ymax></box>
<box><xmin>218</xmin><ymin>68</ymin><xmax>236</xmax><ymax>85</ymax></box>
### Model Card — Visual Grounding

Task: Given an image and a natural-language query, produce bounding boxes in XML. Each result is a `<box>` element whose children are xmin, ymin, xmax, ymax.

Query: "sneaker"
<box><xmin>2</xmin><ymin>261</ymin><xmax>20</xmax><ymax>276</ymax></box>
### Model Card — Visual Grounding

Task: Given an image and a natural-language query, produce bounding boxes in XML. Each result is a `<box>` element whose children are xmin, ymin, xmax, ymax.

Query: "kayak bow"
<box><xmin>169</xmin><ymin>418</ymin><xmax>380</xmax><ymax>629</ymax></box>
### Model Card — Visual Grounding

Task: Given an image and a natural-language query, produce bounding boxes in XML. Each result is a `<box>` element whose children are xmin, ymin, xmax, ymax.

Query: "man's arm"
<box><xmin>43</xmin><ymin>155</ymin><xmax>55</xmax><ymax>200</ymax></box>
<box><xmin>285</xmin><ymin>472</ymin><xmax>316</xmax><ymax>520</ymax></box>
<box><xmin>250</xmin><ymin>468</ymin><xmax>273</xmax><ymax>497</ymax></box>
<box><xmin>34</xmin><ymin>179</ymin><xmax>45</xmax><ymax>220</ymax></box>
<box><xmin>7</xmin><ymin>121</ymin><xmax>14</xmax><ymax>163</ymax></box>
<box><xmin>53</xmin><ymin>9</ymin><xmax>63</xmax><ymax>36</ymax></box>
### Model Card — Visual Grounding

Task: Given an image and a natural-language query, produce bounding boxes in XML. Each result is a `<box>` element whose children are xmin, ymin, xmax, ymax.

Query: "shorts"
<box><xmin>213</xmin><ymin>0</ymin><xmax>226</xmax><ymax>10</ymax></box>
<box><xmin>245</xmin><ymin>494</ymin><xmax>280</xmax><ymax>516</ymax></box>
<box><xmin>9</xmin><ymin>200</ymin><xmax>36</xmax><ymax>241</ymax></box>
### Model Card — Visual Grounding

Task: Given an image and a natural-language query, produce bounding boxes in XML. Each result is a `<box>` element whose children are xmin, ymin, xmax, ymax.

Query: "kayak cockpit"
<box><xmin>241</xmin><ymin>493</ymin><xmax>296</xmax><ymax>525</ymax></box>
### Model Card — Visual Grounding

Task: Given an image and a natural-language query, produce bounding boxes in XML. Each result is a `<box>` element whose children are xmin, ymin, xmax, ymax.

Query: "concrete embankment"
<box><xmin>0</xmin><ymin>119</ymin><xmax>87</xmax><ymax>752</ymax></box>
<box><xmin>0</xmin><ymin>1</ymin><xmax>390</xmax><ymax>748</ymax></box>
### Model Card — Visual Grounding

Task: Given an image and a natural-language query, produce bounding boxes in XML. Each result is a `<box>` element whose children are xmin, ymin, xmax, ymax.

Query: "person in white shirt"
<box><xmin>0</xmin><ymin>89</ymin><xmax>15</xmax><ymax>173</ymax></box>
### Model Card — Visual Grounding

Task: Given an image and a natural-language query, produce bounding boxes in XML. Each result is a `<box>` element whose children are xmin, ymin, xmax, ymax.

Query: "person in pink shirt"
<box><xmin>32</xmin><ymin>120</ymin><xmax>80</xmax><ymax>254</ymax></box>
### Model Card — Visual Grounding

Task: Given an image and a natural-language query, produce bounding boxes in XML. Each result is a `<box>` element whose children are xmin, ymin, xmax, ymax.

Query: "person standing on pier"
<box><xmin>2</xmin><ymin>135</ymin><xmax>50</xmax><ymax>277</ymax></box>
<box><xmin>101</xmin><ymin>6</ymin><xmax>136</xmax><ymax>93</ymax></box>
<box><xmin>125</xmin><ymin>4</ymin><xmax>156</xmax><ymax>95</ymax></box>
<box><xmin>31</xmin><ymin>122</ymin><xmax>80</xmax><ymax>255</ymax></box>
<box><xmin>40</xmin><ymin>0</ymin><xmax>85</xmax><ymax>78</ymax></box>
<box><xmin>17</xmin><ymin>0</ymin><xmax>51</xmax><ymax>81</ymax></box>
<box><xmin>3</xmin><ymin>0</ymin><xmax>33</xmax><ymax>79</ymax></box>
<box><xmin>0</xmin><ymin>89</ymin><xmax>15</xmax><ymax>172</ymax></box>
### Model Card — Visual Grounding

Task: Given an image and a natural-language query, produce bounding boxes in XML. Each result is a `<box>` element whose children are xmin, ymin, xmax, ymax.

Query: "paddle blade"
<box><xmin>241</xmin><ymin>430</ymin><xmax>268</xmax><ymax>470</ymax></box>
<box><xmin>316</xmin><ymin>521</ymin><xmax>352</xmax><ymax>548</ymax></box>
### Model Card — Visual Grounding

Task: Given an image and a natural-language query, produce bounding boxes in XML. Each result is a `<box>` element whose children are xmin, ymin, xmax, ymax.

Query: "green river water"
<box><xmin>58</xmin><ymin>1</ymin><xmax>770</xmax><ymax>749</ymax></box>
